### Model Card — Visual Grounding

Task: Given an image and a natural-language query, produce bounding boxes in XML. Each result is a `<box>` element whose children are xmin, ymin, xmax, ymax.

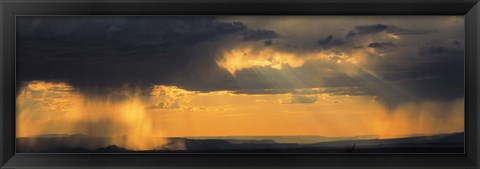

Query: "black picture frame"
<box><xmin>1</xmin><ymin>0</ymin><xmax>479</xmax><ymax>168</ymax></box>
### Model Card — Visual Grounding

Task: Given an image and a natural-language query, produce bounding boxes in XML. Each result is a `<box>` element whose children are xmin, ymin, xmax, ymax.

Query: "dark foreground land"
<box><xmin>16</xmin><ymin>132</ymin><xmax>464</xmax><ymax>153</ymax></box>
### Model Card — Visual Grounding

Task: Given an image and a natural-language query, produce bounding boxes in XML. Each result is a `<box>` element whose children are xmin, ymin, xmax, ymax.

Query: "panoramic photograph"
<box><xmin>16</xmin><ymin>16</ymin><xmax>464</xmax><ymax>153</ymax></box>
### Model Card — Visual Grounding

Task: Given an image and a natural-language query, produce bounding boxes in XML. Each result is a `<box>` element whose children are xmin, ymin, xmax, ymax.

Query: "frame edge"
<box><xmin>466</xmin><ymin>1</ymin><xmax>480</xmax><ymax>168</ymax></box>
<box><xmin>465</xmin><ymin>2</ymin><xmax>480</xmax><ymax>168</ymax></box>
<box><xmin>1</xmin><ymin>0</ymin><xmax>16</xmax><ymax>168</ymax></box>
<box><xmin>2</xmin><ymin>0</ymin><xmax>480</xmax><ymax>168</ymax></box>
<box><xmin>1</xmin><ymin>0</ymin><xmax>5</xmax><ymax>167</ymax></box>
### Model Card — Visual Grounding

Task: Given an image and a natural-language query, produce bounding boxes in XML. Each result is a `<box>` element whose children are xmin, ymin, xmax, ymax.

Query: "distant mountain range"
<box><xmin>187</xmin><ymin>135</ymin><xmax>378</xmax><ymax>144</ymax></box>
<box><xmin>16</xmin><ymin>132</ymin><xmax>464</xmax><ymax>153</ymax></box>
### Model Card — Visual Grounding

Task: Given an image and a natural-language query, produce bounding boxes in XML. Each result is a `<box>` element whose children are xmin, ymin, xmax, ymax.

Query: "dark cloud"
<box><xmin>367</xmin><ymin>42</ymin><xmax>398</xmax><ymax>52</ymax></box>
<box><xmin>419</xmin><ymin>40</ymin><xmax>464</xmax><ymax>56</ymax></box>
<box><xmin>356</xmin><ymin>24</ymin><xmax>389</xmax><ymax>34</ymax></box>
<box><xmin>280</xmin><ymin>95</ymin><xmax>317</xmax><ymax>104</ymax></box>
<box><xmin>368</xmin><ymin>42</ymin><xmax>394</xmax><ymax>48</ymax></box>
<box><xmin>362</xmin><ymin>40</ymin><xmax>464</xmax><ymax>109</ymax></box>
<box><xmin>350</xmin><ymin>24</ymin><xmax>436</xmax><ymax>37</ymax></box>
<box><xmin>264</xmin><ymin>39</ymin><xmax>273</xmax><ymax>46</ymax></box>
<box><xmin>386</xmin><ymin>25</ymin><xmax>437</xmax><ymax>35</ymax></box>
<box><xmin>18</xmin><ymin>16</ymin><xmax>246</xmax><ymax>46</ymax></box>
<box><xmin>17</xmin><ymin>16</ymin><xmax>247</xmax><ymax>94</ymax></box>
<box><xmin>317</xmin><ymin>35</ymin><xmax>344</xmax><ymax>49</ymax></box>
<box><xmin>232</xmin><ymin>88</ymin><xmax>293</xmax><ymax>95</ymax></box>
<box><xmin>373</xmin><ymin>59</ymin><xmax>464</xmax><ymax>110</ymax></box>
<box><xmin>346</xmin><ymin>31</ymin><xmax>357</xmax><ymax>39</ymax></box>
<box><xmin>242</xmin><ymin>29</ymin><xmax>279</xmax><ymax>41</ymax></box>
<box><xmin>231</xmin><ymin>86</ymin><xmax>366</xmax><ymax>96</ymax></box>
<box><xmin>318</xmin><ymin>35</ymin><xmax>333</xmax><ymax>45</ymax></box>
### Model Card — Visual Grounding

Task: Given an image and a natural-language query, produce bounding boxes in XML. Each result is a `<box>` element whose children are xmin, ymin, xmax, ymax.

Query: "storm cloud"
<box><xmin>346</xmin><ymin>24</ymin><xmax>437</xmax><ymax>38</ymax></box>
<box><xmin>17</xmin><ymin>16</ymin><xmax>249</xmax><ymax>94</ymax></box>
<box><xmin>317</xmin><ymin>35</ymin><xmax>345</xmax><ymax>49</ymax></box>
<box><xmin>16</xmin><ymin>16</ymin><xmax>465</xmax><ymax>110</ymax></box>
<box><xmin>242</xmin><ymin>29</ymin><xmax>279</xmax><ymax>41</ymax></box>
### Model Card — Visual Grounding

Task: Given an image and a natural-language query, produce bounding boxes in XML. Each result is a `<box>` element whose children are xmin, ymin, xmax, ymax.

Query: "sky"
<box><xmin>15</xmin><ymin>16</ymin><xmax>464</xmax><ymax>150</ymax></box>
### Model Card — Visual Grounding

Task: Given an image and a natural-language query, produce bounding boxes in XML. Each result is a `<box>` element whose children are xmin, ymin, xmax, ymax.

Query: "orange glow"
<box><xmin>17</xmin><ymin>81</ymin><xmax>464</xmax><ymax>149</ymax></box>
<box><xmin>216</xmin><ymin>47</ymin><xmax>363</xmax><ymax>75</ymax></box>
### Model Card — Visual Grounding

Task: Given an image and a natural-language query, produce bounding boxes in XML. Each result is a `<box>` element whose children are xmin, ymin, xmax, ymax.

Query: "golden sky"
<box><xmin>16</xmin><ymin>16</ymin><xmax>465</xmax><ymax>151</ymax></box>
<box><xmin>17</xmin><ymin>81</ymin><xmax>464</xmax><ymax>140</ymax></box>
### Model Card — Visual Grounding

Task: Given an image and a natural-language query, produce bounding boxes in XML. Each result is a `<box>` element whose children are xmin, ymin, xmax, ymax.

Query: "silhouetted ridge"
<box><xmin>97</xmin><ymin>145</ymin><xmax>129</xmax><ymax>153</ymax></box>
<box><xmin>16</xmin><ymin>132</ymin><xmax>464</xmax><ymax>153</ymax></box>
